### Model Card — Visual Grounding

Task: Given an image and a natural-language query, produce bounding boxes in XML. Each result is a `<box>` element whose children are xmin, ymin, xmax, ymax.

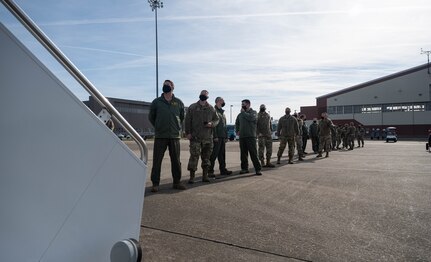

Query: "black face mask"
<box><xmin>162</xmin><ymin>84</ymin><xmax>172</xmax><ymax>93</ymax></box>
<box><xmin>260</xmin><ymin>108</ymin><xmax>266</xmax><ymax>112</ymax></box>
<box><xmin>199</xmin><ymin>95</ymin><xmax>208</xmax><ymax>101</ymax></box>
<box><xmin>221</xmin><ymin>102</ymin><xmax>225</xmax><ymax>107</ymax></box>
<box><xmin>242</xmin><ymin>105</ymin><xmax>247</xmax><ymax>110</ymax></box>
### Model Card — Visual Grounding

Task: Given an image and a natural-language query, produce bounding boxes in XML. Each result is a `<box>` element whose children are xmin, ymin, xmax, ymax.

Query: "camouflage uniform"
<box><xmin>277</xmin><ymin>114</ymin><xmax>299</xmax><ymax>163</ymax></box>
<box><xmin>331</xmin><ymin>125</ymin><xmax>337</xmax><ymax>149</ymax></box>
<box><xmin>317</xmin><ymin>117</ymin><xmax>334</xmax><ymax>156</ymax></box>
<box><xmin>185</xmin><ymin>101</ymin><xmax>219</xmax><ymax>174</ymax></box>
<box><xmin>347</xmin><ymin>124</ymin><xmax>356</xmax><ymax>150</ymax></box>
<box><xmin>295</xmin><ymin>118</ymin><xmax>304</xmax><ymax>160</ymax></box>
<box><xmin>336</xmin><ymin>125</ymin><xmax>342</xmax><ymax>149</ymax></box>
<box><xmin>342</xmin><ymin>124</ymin><xmax>349</xmax><ymax>149</ymax></box>
<box><xmin>357</xmin><ymin>126</ymin><xmax>365</xmax><ymax>147</ymax></box>
<box><xmin>257</xmin><ymin>111</ymin><xmax>273</xmax><ymax>166</ymax></box>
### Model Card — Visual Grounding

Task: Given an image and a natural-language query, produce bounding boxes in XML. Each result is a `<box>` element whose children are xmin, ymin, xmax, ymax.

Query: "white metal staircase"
<box><xmin>0</xmin><ymin>1</ymin><xmax>148</xmax><ymax>261</ymax></box>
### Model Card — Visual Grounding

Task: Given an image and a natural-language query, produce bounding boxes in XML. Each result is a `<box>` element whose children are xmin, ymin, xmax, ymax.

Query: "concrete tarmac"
<box><xmin>126</xmin><ymin>139</ymin><xmax>431</xmax><ymax>261</ymax></box>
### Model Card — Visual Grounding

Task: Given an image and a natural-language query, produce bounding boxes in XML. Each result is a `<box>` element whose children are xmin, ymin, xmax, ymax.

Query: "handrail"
<box><xmin>1</xmin><ymin>0</ymin><xmax>148</xmax><ymax>164</ymax></box>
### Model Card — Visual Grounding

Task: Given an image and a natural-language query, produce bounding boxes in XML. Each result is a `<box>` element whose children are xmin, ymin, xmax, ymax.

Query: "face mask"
<box><xmin>285</xmin><ymin>111</ymin><xmax>290</xmax><ymax>115</ymax></box>
<box><xmin>221</xmin><ymin>102</ymin><xmax>225</xmax><ymax>107</ymax></box>
<box><xmin>162</xmin><ymin>84</ymin><xmax>171</xmax><ymax>93</ymax></box>
<box><xmin>260</xmin><ymin>108</ymin><xmax>266</xmax><ymax>112</ymax></box>
<box><xmin>199</xmin><ymin>95</ymin><xmax>208</xmax><ymax>101</ymax></box>
<box><xmin>242</xmin><ymin>105</ymin><xmax>247</xmax><ymax>110</ymax></box>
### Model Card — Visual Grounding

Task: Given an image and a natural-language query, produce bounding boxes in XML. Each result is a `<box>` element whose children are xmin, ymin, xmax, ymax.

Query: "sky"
<box><xmin>1</xmin><ymin>0</ymin><xmax>431</xmax><ymax>122</ymax></box>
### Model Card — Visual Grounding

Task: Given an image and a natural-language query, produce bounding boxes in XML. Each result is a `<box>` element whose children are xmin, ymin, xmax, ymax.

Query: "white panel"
<box><xmin>0</xmin><ymin>23</ymin><xmax>146</xmax><ymax>262</ymax></box>
<box><xmin>327</xmin><ymin>70</ymin><xmax>431</xmax><ymax>107</ymax></box>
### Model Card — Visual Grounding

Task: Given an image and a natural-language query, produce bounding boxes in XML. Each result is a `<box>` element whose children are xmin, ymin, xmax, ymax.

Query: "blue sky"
<box><xmin>1</xmin><ymin>0</ymin><xmax>431</xmax><ymax>122</ymax></box>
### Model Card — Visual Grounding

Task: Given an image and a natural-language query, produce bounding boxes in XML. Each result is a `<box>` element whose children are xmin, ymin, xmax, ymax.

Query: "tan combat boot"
<box><xmin>266</xmin><ymin>159</ymin><xmax>275</xmax><ymax>168</ymax></box>
<box><xmin>202</xmin><ymin>169</ymin><xmax>210</xmax><ymax>183</ymax></box>
<box><xmin>188</xmin><ymin>171</ymin><xmax>195</xmax><ymax>184</ymax></box>
<box><xmin>288</xmin><ymin>155</ymin><xmax>294</xmax><ymax>164</ymax></box>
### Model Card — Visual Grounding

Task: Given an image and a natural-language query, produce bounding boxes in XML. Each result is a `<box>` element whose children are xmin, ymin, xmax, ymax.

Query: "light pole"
<box><xmin>230</xmin><ymin>105</ymin><xmax>233</xmax><ymax>123</ymax></box>
<box><xmin>421</xmin><ymin>48</ymin><xmax>431</xmax><ymax>75</ymax></box>
<box><xmin>148</xmin><ymin>0</ymin><xmax>163</xmax><ymax>97</ymax></box>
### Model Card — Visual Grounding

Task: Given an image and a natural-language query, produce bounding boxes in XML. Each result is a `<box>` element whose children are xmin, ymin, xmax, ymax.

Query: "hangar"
<box><xmin>301</xmin><ymin>63</ymin><xmax>431</xmax><ymax>137</ymax></box>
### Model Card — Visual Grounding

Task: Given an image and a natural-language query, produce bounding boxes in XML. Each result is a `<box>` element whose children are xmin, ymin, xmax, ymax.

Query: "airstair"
<box><xmin>0</xmin><ymin>1</ymin><xmax>148</xmax><ymax>261</ymax></box>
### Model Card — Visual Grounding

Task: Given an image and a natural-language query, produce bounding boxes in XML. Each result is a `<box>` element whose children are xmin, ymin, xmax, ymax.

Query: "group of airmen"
<box><xmin>148</xmin><ymin>80</ymin><xmax>366</xmax><ymax>193</ymax></box>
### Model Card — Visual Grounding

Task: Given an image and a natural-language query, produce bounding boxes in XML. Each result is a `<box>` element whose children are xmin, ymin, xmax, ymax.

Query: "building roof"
<box><xmin>106</xmin><ymin>97</ymin><xmax>152</xmax><ymax>106</ymax></box>
<box><xmin>316</xmin><ymin>63</ymin><xmax>429</xmax><ymax>100</ymax></box>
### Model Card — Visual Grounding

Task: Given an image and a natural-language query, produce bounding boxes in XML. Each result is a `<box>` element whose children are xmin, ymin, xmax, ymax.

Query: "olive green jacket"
<box><xmin>235</xmin><ymin>108</ymin><xmax>257</xmax><ymax>138</ymax></box>
<box><xmin>185</xmin><ymin>101</ymin><xmax>219</xmax><ymax>141</ymax></box>
<box><xmin>213</xmin><ymin>106</ymin><xmax>227</xmax><ymax>138</ymax></box>
<box><xmin>277</xmin><ymin>114</ymin><xmax>299</xmax><ymax>138</ymax></box>
<box><xmin>149</xmin><ymin>94</ymin><xmax>185</xmax><ymax>139</ymax></box>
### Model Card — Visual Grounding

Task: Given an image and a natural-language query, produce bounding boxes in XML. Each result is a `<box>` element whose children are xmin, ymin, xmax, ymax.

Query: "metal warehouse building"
<box><xmin>301</xmin><ymin>63</ymin><xmax>431</xmax><ymax>138</ymax></box>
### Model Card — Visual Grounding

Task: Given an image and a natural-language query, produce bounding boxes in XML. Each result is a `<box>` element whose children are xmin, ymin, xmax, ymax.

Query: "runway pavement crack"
<box><xmin>141</xmin><ymin>224</ymin><xmax>312</xmax><ymax>262</ymax></box>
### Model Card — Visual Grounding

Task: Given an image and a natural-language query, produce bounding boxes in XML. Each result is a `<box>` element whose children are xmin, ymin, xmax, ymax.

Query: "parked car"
<box><xmin>385</xmin><ymin>127</ymin><xmax>397</xmax><ymax>142</ymax></box>
<box><xmin>271</xmin><ymin>120</ymin><xmax>279</xmax><ymax>140</ymax></box>
<box><xmin>141</xmin><ymin>131</ymin><xmax>155</xmax><ymax>140</ymax></box>
<box><xmin>226</xmin><ymin>124</ymin><xmax>237</xmax><ymax>141</ymax></box>
<box><xmin>117</xmin><ymin>133</ymin><xmax>131</xmax><ymax>140</ymax></box>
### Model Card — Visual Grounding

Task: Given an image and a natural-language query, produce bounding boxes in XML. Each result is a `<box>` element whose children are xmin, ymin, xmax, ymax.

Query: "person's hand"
<box><xmin>205</xmin><ymin>122</ymin><xmax>213</xmax><ymax>128</ymax></box>
<box><xmin>187</xmin><ymin>134</ymin><xmax>192</xmax><ymax>140</ymax></box>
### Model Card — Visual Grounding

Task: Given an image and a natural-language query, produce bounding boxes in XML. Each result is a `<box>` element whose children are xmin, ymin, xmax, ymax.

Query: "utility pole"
<box><xmin>148</xmin><ymin>0</ymin><xmax>163</xmax><ymax>97</ymax></box>
<box><xmin>421</xmin><ymin>48</ymin><xmax>431</xmax><ymax>74</ymax></box>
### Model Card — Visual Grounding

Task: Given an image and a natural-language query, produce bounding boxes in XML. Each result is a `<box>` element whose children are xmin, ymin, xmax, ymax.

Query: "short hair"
<box><xmin>241</xmin><ymin>99</ymin><xmax>251</xmax><ymax>105</ymax></box>
<box><xmin>215</xmin><ymin>97</ymin><xmax>223</xmax><ymax>103</ymax></box>
<box><xmin>163</xmin><ymin>79</ymin><xmax>174</xmax><ymax>87</ymax></box>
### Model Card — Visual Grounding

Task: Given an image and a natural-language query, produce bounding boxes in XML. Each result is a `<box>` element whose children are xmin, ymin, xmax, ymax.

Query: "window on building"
<box><xmin>327</xmin><ymin>106</ymin><xmax>336</xmax><ymax>114</ymax></box>
<box><xmin>413</xmin><ymin>103</ymin><xmax>425</xmax><ymax>111</ymax></box>
<box><xmin>361</xmin><ymin>104</ymin><xmax>381</xmax><ymax>113</ymax></box>
<box><xmin>353</xmin><ymin>105</ymin><xmax>362</xmax><ymax>113</ymax></box>
<box><xmin>343</xmin><ymin>105</ymin><xmax>353</xmax><ymax>114</ymax></box>
<box><xmin>336</xmin><ymin>106</ymin><xmax>343</xmax><ymax>114</ymax></box>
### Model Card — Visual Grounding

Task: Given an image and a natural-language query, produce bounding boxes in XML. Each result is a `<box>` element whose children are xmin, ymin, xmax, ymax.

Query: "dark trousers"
<box><xmin>239</xmin><ymin>137</ymin><xmax>261</xmax><ymax>172</ymax></box>
<box><xmin>151</xmin><ymin>138</ymin><xmax>182</xmax><ymax>186</ymax></box>
<box><xmin>311</xmin><ymin>136</ymin><xmax>319</xmax><ymax>153</ymax></box>
<box><xmin>302</xmin><ymin>137</ymin><xmax>308</xmax><ymax>152</ymax></box>
<box><xmin>210</xmin><ymin>138</ymin><xmax>227</xmax><ymax>173</ymax></box>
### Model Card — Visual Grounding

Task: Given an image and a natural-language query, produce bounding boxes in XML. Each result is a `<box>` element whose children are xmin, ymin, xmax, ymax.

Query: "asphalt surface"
<box><xmin>125</xmin><ymin>139</ymin><xmax>431</xmax><ymax>262</ymax></box>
